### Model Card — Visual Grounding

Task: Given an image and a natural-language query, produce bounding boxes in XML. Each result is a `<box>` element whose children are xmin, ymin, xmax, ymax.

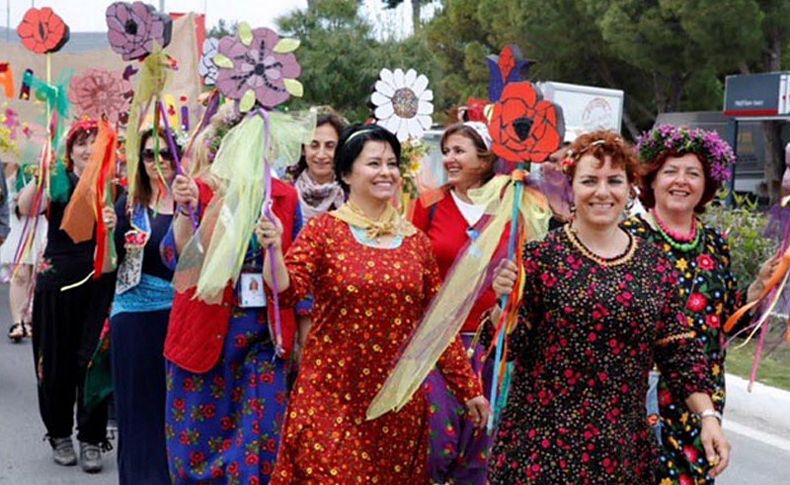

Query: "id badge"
<box><xmin>239</xmin><ymin>273</ymin><xmax>267</xmax><ymax>308</ymax></box>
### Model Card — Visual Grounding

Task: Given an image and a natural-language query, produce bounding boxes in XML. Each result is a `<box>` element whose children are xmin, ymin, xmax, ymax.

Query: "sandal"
<box><xmin>23</xmin><ymin>323</ymin><xmax>33</xmax><ymax>339</ymax></box>
<box><xmin>8</xmin><ymin>323</ymin><xmax>24</xmax><ymax>343</ymax></box>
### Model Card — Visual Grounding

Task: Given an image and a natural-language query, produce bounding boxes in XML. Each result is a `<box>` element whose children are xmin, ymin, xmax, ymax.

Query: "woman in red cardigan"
<box><xmin>411</xmin><ymin>121</ymin><xmax>503</xmax><ymax>484</ymax></box>
<box><xmin>161</xmin><ymin>105</ymin><xmax>302</xmax><ymax>484</ymax></box>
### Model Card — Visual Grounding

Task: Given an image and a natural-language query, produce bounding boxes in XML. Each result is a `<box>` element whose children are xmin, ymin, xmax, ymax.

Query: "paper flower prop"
<box><xmin>17</xmin><ymin>7</ymin><xmax>70</xmax><ymax>54</ymax></box>
<box><xmin>372</xmin><ymin>68</ymin><xmax>433</xmax><ymax>141</ymax></box>
<box><xmin>486</xmin><ymin>45</ymin><xmax>534</xmax><ymax>102</ymax></box>
<box><xmin>69</xmin><ymin>69</ymin><xmax>133</xmax><ymax>125</ymax></box>
<box><xmin>214</xmin><ymin>23</ymin><xmax>303</xmax><ymax>112</ymax></box>
<box><xmin>106</xmin><ymin>1</ymin><xmax>173</xmax><ymax>61</ymax></box>
<box><xmin>489</xmin><ymin>81</ymin><xmax>564</xmax><ymax>164</ymax></box>
<box><xmin>199</xmin><ymin>38</ymin><xmax>219</xmax><ymax>86</ymax></box>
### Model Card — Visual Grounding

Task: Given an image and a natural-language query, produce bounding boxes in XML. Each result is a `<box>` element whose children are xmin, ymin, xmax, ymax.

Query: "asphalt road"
<box><xmin>0</xmin><ymin>285</ymin><xmax>788</xmax><ymax>484</ymax></box>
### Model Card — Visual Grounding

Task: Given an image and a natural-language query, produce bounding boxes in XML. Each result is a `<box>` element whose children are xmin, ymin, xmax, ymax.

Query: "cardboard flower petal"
<box><xmin>214</xmin><ymin>24</ymin><xmax>303</xmax><ymax>111</ymax></box>
<box><xmin>198</xmin><ymin>38</ymin><xmax>219</xmax><ymax>86</ymax></box>
<box><xmin>17</xmin><ymin>7</ymin><xmax>70</xmax><ymax>54</ymax></box>
<box><xmin>106</xmin><ymin>1</ymin><xmax>173</xmax><ymax>61</ymax></box>
<box><xmin>486</xmin><ymin>44</ymin><xmax>534</xmax><ymax>102</ymax></box>
<box><xmin>372</xmin><ymin>67</ymin><xmax>433</xmax><ymax>141</ymax></box>
<box><xmin>489</xmin><ymin>81</ymin><xmax>564</xmax><ymax>164</ymax></box>
<box><xmin>69</xmin><ymin>69</ymin><xmax>133</xmax><ymax>125</ymax></box>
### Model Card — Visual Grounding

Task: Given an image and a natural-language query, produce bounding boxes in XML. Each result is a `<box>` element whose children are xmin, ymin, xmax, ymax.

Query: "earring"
<box><xmin>625</xmin><ymin>197</ymin><xmax>635</xmax><ymax>213</ymax></box>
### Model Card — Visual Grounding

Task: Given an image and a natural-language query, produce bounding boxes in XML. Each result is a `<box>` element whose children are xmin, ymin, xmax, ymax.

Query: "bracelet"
<box><xmin>176</xmin><ymin>205</ymin><xmax>192</xmax><ymax>217</ymax></box>
<box><xmin>698</xmin><ymin>409</ymin><xmax>722</xmax><ymax>423</ymax></box>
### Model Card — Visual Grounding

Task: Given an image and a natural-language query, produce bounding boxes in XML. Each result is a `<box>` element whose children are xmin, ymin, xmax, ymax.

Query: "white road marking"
<box><xmin>724</xmin><ymin>419</ymin><xmax>790</xmax><ymax>453</ymax></box>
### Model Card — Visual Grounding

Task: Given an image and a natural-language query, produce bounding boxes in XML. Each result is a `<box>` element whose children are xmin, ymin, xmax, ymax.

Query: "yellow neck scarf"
<box><xmin>331</xmin><ymin>200</ymin><xmax>417</xmax><ymax>240</ymax></box>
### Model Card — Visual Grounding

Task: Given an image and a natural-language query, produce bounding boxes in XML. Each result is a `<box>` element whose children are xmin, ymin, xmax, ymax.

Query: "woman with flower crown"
<box><xmin>489</xmin><ymin>130</ymin><xmax>730</xmax><ymax>483</ymax></box>
<box><xmin>623</xmin><ymin>125</ymin><xmax>774</xmax><ymax>484</ymax></box>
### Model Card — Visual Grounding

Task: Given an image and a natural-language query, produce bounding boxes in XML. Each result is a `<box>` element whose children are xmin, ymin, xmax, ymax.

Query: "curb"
<box><xmin>725</xmin><ymin>373</ymin><xmax>790</xmax><ymax>437</ymax></box>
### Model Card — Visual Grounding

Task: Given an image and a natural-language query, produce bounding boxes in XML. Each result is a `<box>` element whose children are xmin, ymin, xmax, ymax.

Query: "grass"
<box><xmin>725</xmin><ymin>323</ymin><xmax>790</xmax><ymax>391</ymax></box>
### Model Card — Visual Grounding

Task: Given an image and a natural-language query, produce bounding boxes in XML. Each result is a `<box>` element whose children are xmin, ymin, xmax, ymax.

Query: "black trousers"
<box><xmin>32</xmin><ymin>273</ymin><xmax>116</xmax><ymax>444</ymax></box>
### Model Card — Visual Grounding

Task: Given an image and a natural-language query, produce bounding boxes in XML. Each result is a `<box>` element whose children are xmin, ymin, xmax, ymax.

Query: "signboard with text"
<box><xmin>724</xmin><ymin>72</ymin><xmax>790</xmax><ymax>118</ymax></box>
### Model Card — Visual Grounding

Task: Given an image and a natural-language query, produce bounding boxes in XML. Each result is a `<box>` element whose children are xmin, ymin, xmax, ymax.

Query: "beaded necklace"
<box><xmin>564</xmin><ymin>224</ymin><xmax>637</xmax><ymax>267</ymax></box>
<box><xmin>649</xmin><ymin>211</ymin><xmax>702</xmax><ymax>252</ymax></box>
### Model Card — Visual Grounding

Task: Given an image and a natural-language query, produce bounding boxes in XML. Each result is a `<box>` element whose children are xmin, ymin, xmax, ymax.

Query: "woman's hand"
<box><xmin>746</xmin><ymin>255</ymin><xmax>780</xmax><ymax>302</ymax></box>
<box><xmin>465</xmin><ymin>395</ymin><xmax>491</xmax><ymax>430</ymax></box>
<box><xmin>492</xmin><ymin>259</ymin><xmax>518</xmax><ymax>301</ymax></box>
<box><xmin>102</xmin><ymin>206</ymin><xmax>117</xmax><ymax>231</ymax></box>
<box><xmin>172</xmin><ymin>174</ymin><xmax>198</xmax><ymax>209</ymax></box>
<box><xmin>700</xmin><ymin>416</ymin><xmax>731</xmax><ymax>478</ymax></box>
<box><xmin>255</xmin><ymin>212</ymin><xmax>283</xmax><ymax>250</ymax></box>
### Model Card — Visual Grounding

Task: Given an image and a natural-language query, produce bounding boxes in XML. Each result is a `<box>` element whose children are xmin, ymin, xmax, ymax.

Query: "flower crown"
<box><xmin>636</xmin><ymin>124</ymin><xmax>735</xmax><ymax>183</ymax></box>
<box><xmin>206</xmin><ymin>107</ymin><xmax>245</xmax><ymax>160</ymax></box>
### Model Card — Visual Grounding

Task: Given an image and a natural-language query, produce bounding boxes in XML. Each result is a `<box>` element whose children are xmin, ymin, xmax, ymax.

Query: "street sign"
<box><xmin>724</xmin><ymin>72</ymin><xmax>790</xmax><ymax>119</ymax></box>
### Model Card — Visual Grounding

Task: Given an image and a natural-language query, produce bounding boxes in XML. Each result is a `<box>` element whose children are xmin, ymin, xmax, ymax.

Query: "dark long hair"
<box><xmin>286</xmin><ymin>112</ymin><xmax>346</xmax><ymax>181</ymax></box>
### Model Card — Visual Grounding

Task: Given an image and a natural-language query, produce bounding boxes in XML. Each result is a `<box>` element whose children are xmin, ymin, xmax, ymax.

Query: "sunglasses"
<box><xmin>142</xmin><ymin>148</ymin><xmax>174</xmax><ymax>162</ymax></box>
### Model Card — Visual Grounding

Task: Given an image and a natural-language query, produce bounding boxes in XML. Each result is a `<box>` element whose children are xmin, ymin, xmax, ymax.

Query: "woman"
<box><xmin>285</xmin><ymin>110</ymin><xmax>346</xmax><ymax>363</ymax></box>
<box><xmin>19</xmin><ymin>120</ymin><xmax>115</xmax><ymax>473</ymax></box>
<box><xmin>259</xmin><ymin>124</ymin><xmax>489</xmax><ymax>484</ymax></box>
<box><xmin>2</xmin><ymin>160</ymin><xmax>47</xmax><ymax>342</ymax></box>
<box><xmin>163</xmin><ymin>105</ymin><xmax>302</xmax><ymax>484</ymax></box>
<box><xmin>410</xmin><ymin>121</ymin><xmax>498</xmax><ymax>484</ymax></box>
<box><xmin>286</xmin><ymin>110</ymin><xmax>347</xmax><ymax>223</ymax></box>
<box><xmin>489</xmin><ymin>130</ymin><xmax>730</xmax><ymax>483</ymax></box>
<box><xmin>623</xmin><ymin>125</ymin><xmax>767</xmax><ymax>484</ymax></box>
<box><xmin>109</xmin><ymin>129</ymin><xmax>178</xmax><ymax>484</ymax></box>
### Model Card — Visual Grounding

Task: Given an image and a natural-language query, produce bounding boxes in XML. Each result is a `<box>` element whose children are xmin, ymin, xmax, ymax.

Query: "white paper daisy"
<box><xmin>372</xmin><ymin>67</ymin><xmax>434</xmax><ymax>141</ymax></box>
<box><xmin>199</xmin><ymin>37</ymin><xmax>219</xmax><ymax>86</ymax></box>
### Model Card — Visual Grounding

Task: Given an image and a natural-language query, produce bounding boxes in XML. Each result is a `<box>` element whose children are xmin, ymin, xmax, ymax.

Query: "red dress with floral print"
<box><xmin>488</xmin><ymin>227</ymin><xmax>714</xmax><ymax>484</ymax></box>
<box><xmin>272</xmin><ymin>214</ymin><xmax>482</xmax><ymax>484</ymax></box>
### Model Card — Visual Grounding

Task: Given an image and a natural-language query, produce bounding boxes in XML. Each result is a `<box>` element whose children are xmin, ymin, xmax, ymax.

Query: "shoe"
<box><xmin>23</xmin><ymin>323</ymin><xmax>33</xmax><ymax>339</ymax></box>
<box><xmin>7</xmin><ymin>323</ymin><xmax>24</xmax><ymax>343</ymax></box>
<box><xmin>49</xmin><ymin>437</ymin><xmax>77</xmax><ymax>466</ymax></box>
<box><xmin>79</xmin><ymin>442</ymin><xmax>103</xmax><ymax>473</ymax></box>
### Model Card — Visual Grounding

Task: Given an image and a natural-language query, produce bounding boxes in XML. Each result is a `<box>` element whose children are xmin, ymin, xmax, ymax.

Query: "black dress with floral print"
<box><xmin>623</xmin><ymin>214</ymin><xmax>740</xmax><ymax>485</ymax></box>
<box><xmin>488</xmin><ymin>226</ymin><xmax>714</xmax><ymax>484</ymax></box>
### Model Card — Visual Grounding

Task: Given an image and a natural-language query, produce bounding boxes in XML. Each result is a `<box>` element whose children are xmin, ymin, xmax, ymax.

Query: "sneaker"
<box><xmin>49</xmin><ymin>437</ymin><xmax>77</xmax><ymax>466</ymax></box>
<box><xmin>79</xmin><ymin>442</ymin><xmax>103</xmax><ymax>473</ymax></box>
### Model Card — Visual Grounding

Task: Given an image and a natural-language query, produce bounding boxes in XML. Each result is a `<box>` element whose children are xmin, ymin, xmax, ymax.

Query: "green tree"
<box><xmin>277</xmin><ymin>0</ymin><xmax>439</xmax><ymax>122</ymax></box>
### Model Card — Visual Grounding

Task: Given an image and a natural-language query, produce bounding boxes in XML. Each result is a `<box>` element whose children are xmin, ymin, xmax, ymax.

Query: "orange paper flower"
<box><xmin>489</xmin><ymin>81</ymin><xmax>563</xmax><ymax>164</ymax></box>
<box><xmin>17</xmin><ymin>7</ymin><xmax>70</xmax><ymax>54</ymax></box>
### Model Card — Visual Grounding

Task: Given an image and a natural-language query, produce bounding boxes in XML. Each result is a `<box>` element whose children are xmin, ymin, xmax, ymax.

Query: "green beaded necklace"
<box><xmin>650</xmin><ymin>213</ymin><xmax>702</xmax><ymax>252</ymax></box>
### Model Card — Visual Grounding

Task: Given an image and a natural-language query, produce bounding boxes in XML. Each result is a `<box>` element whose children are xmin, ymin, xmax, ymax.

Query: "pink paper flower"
<box><xmin>106</xmin><ymin>1</ymin><xmax>172</xmax><ymax>61</ymax></box>
<box><xmin>69</xmin><ymin>69</ymin><xmax>132</xmax><ymax>124</ymax></box>
<box><xmin>214</xmin><ymin>26</ymin><xmax>302</xmax><ymax>110</ymax></box>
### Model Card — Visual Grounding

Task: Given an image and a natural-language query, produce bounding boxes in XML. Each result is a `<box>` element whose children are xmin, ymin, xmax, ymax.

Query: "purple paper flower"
<box><xmin>106</xmin><ymin>1</ymin><xmax>172</xmax><ymax>61</ymax></box>
<box><xmin>214</xmin><ymin>26</ymin><xmax>301</xmax><ymax>110</ymax></box>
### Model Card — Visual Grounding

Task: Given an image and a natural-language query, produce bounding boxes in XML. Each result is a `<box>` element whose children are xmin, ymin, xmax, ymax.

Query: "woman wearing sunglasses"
<box><xmin>109</xmin><ymin>129</ymin><xmax>179</xmax><ymax>485</ymax></box>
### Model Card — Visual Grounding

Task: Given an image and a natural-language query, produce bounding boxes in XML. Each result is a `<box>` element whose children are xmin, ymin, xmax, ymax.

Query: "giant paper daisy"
<box><xmin>372</xmin><ymin>68</ymin><xmax>433</xmax><ymax>141</ymax></box>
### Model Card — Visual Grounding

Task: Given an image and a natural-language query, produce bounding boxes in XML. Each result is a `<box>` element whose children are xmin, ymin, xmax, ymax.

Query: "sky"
<box><xmin>0</xmin><ymin>0</ymin><xmax>429</xmax><ymax>36</ymax></box>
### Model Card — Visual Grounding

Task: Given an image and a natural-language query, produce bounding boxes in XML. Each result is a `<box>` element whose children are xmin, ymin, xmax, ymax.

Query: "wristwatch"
<box><xmin>698</xmin><ymin>409</ymin><xmax>723</xmax><ymax>423</ymax></box>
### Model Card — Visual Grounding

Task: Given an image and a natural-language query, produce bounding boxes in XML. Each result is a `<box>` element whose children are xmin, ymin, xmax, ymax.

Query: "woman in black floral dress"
<box><xmin>623</xmin><ymin>125</ymin><xmax>771</xmax><ymax>484</ymax></box>
<box><xmin>488</xmin><ymin>131</ymin><xmax>730</xmax><ymax>484</ymax></box>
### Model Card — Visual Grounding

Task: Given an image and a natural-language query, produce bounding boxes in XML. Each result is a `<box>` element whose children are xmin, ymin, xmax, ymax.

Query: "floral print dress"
<box><xmin>165</xmin><ymin>244</ymin><xmax>288</xmax><ymax>485</ymax></box>
<box><xmin>624</xmin><ymin>214</ymin><xmax>739</xmax><ymax>484</ymax></box>
<box><xmin>488</xmin><ymin>226</ymin><xmax>714</xmax><ymax>484</ymax></box>
<box><xmin>271</xmin><ymin>214</ymin><xmax>482</xmax><ymax>484</ymax></box>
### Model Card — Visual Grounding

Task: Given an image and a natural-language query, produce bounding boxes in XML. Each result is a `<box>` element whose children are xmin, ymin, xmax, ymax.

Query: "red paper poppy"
<box><xmin>489</xmin><ymin>81</ymin><xmax>564</xmax><ymax>164</ymax></box>
<box><xmin>17</xmin><ymin>7</ymin><xmax>70</xmax><ymax>54</ymax></box>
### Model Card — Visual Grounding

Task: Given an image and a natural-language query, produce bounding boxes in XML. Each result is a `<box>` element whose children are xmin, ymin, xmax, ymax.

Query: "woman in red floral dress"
<box><xmin>259</xmin><ymin>124</ymin><xmax>488</xmax><ymax>484</ymax></box>
<box><xmin>489</xmin><ymin>131</ymin><xmax>730</xmax><ymax>483</ymax></box>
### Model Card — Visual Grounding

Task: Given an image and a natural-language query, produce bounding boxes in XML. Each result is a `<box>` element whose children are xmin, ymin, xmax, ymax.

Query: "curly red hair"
<box><xmin>564</xmin><ymin>130</ymin><xmax>640</xmax><ymax>185</ymax></box>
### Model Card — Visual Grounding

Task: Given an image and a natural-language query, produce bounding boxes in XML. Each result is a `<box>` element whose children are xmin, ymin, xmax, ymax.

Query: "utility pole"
<box><xmin>159</xmin><ymin>0</ymin><xmax>164</xmax><ymax>12</ymax></box>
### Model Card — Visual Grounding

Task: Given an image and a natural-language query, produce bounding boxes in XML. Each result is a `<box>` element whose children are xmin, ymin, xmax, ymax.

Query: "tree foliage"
<box><xmin>276</xmin><ymin>0</ymin><xmax>439</xmax><ymax>123</ymax></box>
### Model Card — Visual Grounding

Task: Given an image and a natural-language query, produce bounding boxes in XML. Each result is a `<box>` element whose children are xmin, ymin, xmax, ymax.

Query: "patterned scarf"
<box><xmin>294</xmin><ymin>170</ymin><xmax>346</xmax><ymax>222</ymax></box>
<box><xmin>331</xmin><ymin>200</ymin><xmax>417</xmax><ymax>240</ymax></box>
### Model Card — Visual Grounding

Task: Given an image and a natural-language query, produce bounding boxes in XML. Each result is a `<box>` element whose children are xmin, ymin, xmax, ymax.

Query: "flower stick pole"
<box><xmin>488</xmin><ymin>164</ymin><xmax>526</xmax><ymax>432</ymax></box>
<box><xmin>157</xmin><ymin>100</ymin><xmax>199</xmax><ymax>228</ymax></box>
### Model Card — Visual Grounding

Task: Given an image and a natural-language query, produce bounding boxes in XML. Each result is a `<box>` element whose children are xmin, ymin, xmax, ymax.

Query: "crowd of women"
<box><xmin>4</xmin><ymin>96</ymin><xmax>785</xmax><ymax>484</ymax></box>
